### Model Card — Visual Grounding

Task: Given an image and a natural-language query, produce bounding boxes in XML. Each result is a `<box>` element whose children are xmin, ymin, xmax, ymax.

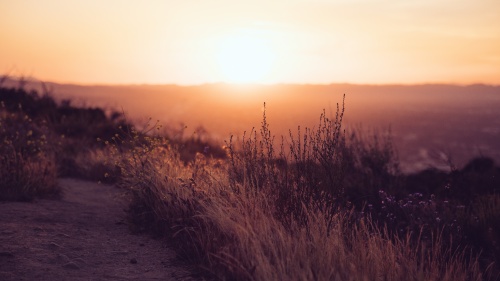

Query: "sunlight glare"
<box><xmin>216</xmin><ymin>33</ymin><xmax>275</xmax><ymax>83</ymax></box>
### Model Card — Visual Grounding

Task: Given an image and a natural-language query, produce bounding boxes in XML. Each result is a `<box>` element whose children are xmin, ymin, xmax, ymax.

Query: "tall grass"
<box><xmin>0</xmin><ymin>102</ymin><xmax>59</xmax><ymax>201</ymax></box>
<box><xmin>0</xmin><ymin>81</ymin><xmax>133</xmax><ymax>199</ymax></box>
<box><xmin>1</xmin><ymin>79</ymin><xmax>494</xmax><ymax>279</ymax></box>
<box><xmin>0</xmin><ymin>82</ymin><xmax>226</xmax><ymax>199</ymax></box>
<box><xmin>116</xmin><ymin>99</ymin><xmax>486</xmax><ymax>280</ymax></box>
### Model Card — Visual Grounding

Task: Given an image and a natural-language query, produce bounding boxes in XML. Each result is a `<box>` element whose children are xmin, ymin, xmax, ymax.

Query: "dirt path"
<box><xmin>0</xmin><ymin>178</ymin><xmax>199</xmax><ymax>281</ymax></box>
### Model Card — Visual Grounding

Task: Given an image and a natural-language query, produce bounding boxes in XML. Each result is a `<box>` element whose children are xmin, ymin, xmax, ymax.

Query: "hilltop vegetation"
<box><xmin>1</xmin><ymin>81</ymin><xmax>499</xmax><ymax>280</ymax></box>
<box><xmin>0</xmin><ymin>82</ymin><xmax>224</xmax><ymax>199</ymax></box>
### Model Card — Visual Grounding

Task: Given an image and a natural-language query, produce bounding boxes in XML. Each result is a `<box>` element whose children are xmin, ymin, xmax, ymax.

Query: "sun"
<box><xmin>216</xmin><ymin>33</ymin><xmax>275</xmax><ymax>83</ymax></box>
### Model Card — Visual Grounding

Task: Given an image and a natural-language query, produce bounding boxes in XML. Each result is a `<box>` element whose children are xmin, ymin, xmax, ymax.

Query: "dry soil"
<box><xmin>0</xmin><ymin>178</ymin><xmax>200</xmax><ymax>281</ymax></box>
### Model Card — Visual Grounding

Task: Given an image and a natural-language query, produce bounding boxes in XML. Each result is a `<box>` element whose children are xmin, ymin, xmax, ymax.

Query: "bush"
<box><xmin>0</xmin><ymin>84</ymin><xmax>134</xmax><ymax>183</ymax></box>
<box><xmin>116</xmin><ymin>100</ymin><xmax>486</xmax><ymax>280</ymax></box>
<box><xmin>0</xmin><ymin>106</ymin><xmax>59</xmax><ymax>201</ymax></box>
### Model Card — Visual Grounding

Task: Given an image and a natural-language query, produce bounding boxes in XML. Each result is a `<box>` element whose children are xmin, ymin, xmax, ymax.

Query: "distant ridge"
<box><xmin>2</xmin><ymin>75</ymin><xmax>500</xmax><ymax>173</ymax></box>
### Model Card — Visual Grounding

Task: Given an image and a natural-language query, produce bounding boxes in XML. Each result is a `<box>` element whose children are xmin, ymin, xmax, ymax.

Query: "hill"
<box><xmin>4</xmin><ymin>77</ymin><xmax>500</xmax><ymax>172</ymax></box>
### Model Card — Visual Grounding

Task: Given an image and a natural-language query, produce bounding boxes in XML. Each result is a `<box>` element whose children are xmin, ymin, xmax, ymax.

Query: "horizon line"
<box><xmin>2</xmin><ymin>75</ymin><xmax>499</xmax><ymax>88</ymax></box>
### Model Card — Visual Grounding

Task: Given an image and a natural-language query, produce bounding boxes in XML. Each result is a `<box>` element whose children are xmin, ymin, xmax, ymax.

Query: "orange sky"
<box><xmin>1</xmin><ymin>1</ymin><xmax>499</xmax><ymax>85</ymax></box>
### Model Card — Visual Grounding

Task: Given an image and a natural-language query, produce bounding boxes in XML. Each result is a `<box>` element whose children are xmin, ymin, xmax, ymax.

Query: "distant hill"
<box><xmin>2</xmin><ymin>76</ymin><xmax>499</xmax><ymax>172</ymax></box>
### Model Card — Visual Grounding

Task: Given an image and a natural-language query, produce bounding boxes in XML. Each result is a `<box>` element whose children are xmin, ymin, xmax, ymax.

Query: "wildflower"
<box><xmin>378</xmin><ymin>190</ymin><xmax>387</xmax><ymax>199</ymax></box>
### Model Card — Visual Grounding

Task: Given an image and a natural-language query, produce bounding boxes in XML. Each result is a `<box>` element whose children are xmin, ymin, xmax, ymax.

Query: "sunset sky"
<box><xmin>1</xmin><ymin>0</ymin><xmax>499</xmax><ymax>85</ymax></box>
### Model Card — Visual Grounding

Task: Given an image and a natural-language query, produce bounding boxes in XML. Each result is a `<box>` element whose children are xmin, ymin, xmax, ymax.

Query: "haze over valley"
<box><xmin>7</xmin><ymin>78</ymin><xmax>499</xmax><ymax>173</ymax></box>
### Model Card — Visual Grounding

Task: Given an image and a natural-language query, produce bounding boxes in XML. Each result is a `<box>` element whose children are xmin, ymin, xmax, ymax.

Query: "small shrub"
<box><xmin>0</xmin><ymin>83</ymin><xmax>136</xmax><ymax>183</ymax></box>
<box><xmin>0</xmin><ymin>107</ymin><xmax>59</xmax><ymax>201</ymax></box>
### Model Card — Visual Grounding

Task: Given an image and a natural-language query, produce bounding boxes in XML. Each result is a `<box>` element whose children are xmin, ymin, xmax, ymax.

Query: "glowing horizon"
<box><xmin>1</xmin><ymin>1</ymin><xmax>499</xmax><ymax>85</ymax></box>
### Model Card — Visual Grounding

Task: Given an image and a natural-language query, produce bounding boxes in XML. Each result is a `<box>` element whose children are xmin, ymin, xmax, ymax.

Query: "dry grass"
<box><xmin>115</xmin><ymin>104</ymin><xmax>487</xmax><ymax>281</ymax></box>
<box><xmin>0</xmin><ymin>106</ymin><xmax>59</xmax><ymax>201</ymax></box>
<box><xmin>116</xmin><ymin>147</ymin><xmax>484</xmax><ymax>280</ymax></box>
<box><xmin>1</xmin><ymin>81</ymin><xmax>494</xmax><ymax>279</ymax></box>
<box><xmin>0</xmin><ymin>82</ymin><xmax>131</xmax><ymax>198</ymax></box>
